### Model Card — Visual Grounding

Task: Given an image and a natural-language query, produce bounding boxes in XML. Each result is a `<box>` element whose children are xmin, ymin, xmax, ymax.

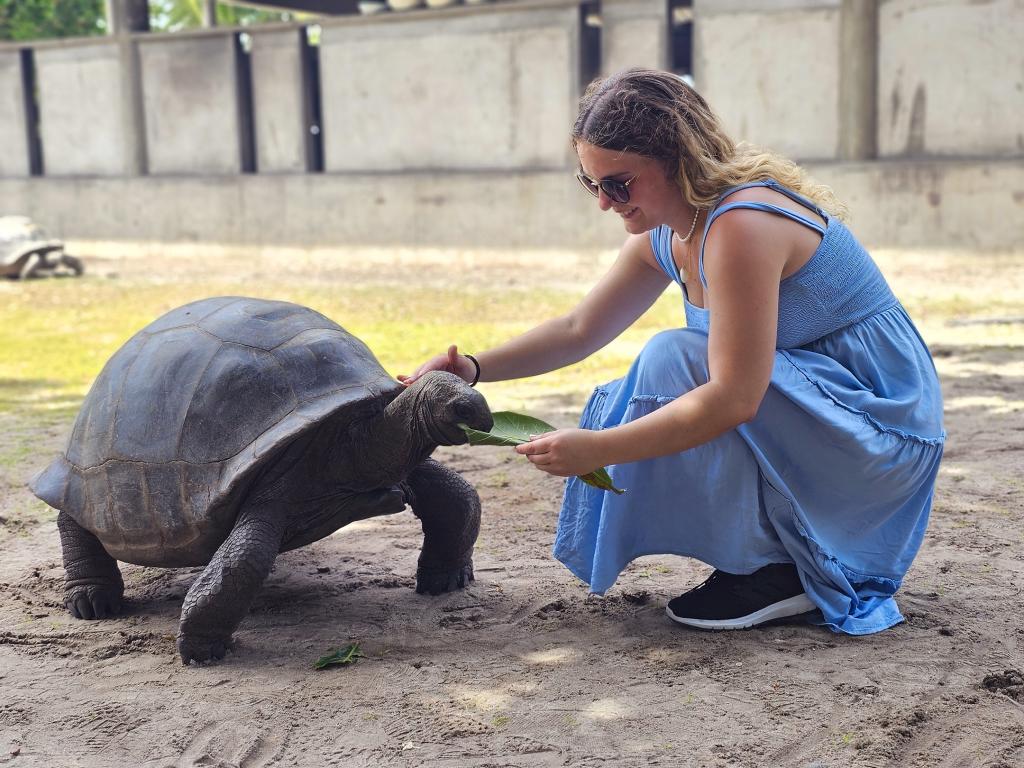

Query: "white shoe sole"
<box><xmin>665</xmin><ymin>593</ymin><xmax>817</xmax><ymax>630</ymax></box>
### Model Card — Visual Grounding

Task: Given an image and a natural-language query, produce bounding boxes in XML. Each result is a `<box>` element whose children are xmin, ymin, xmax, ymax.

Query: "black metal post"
<box><xmin>235</xmin><ymin>33</ymin><xmax>257</xmax><ymax>173</ymax></box>
<box><xmin>300</xmin><ymin>27</ymin><xmax>324</xmax><ymax>173</ymax></box>
<box><xmin>19</xmin><ymin>48</ymin><xmax>44</xmax><ymax>176</ymax></box>
<box><xmin>579</xmin><ymin>1</ymin><xmax>602</xmax><ymax>90</ymax></box>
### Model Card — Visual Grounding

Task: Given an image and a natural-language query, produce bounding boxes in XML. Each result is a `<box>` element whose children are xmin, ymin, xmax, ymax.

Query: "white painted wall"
<box><xmin>250</xmin><ymin>29</ymin><xmax>307</xmax><ymax>173</ymax></box>
<box><xmin>2</xmin><ymin>160</ymin><xmax>1020</xmax><ymax>250</ymax></box>
<box><xmin>35</xmin><ymin>42</ymin><xmax>130</xmax><ymax>175</ymax></box>
<box><xmin>0</xmin><ymin>52</ymin><xmax>29</xmax><ymax>177</ymax></box>
<box><xmin>318</xmin><ymin>6</ymin><xmax>579</xmax><ymax>171</ymax></box>
<box><xmin>878</xmin><ymin>0</ymin><xmax>1024</xmax><ymax>157</ymax></box>
<box><xmin>139</xmin><ymin>35</ymin><xmax>241</xmax><ymax>174</ymax></box>
<box><xmin>602</xmin><ymin>0</ymin><xmax>668</xmax><ymax>75</ymax></box>
<box><xmin>694</xmin><ymin>1</ymin><xmax>842</xmax><ymax>160</ymax></box>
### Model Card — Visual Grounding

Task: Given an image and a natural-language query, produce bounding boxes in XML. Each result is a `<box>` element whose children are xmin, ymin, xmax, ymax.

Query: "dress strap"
<box><xmin>709</xmin><ymin>201</ymin><xmax>826</xmax><ymax>237</ymax></box>
<box><xmin>697</xmin><ymin>180</ymin><xmax>828</xmax><ymax>287</ymax></box>
<box><xmin>715</xmin><ymin>179</ymin><xmax>828</xmax><ymax>219</ymax></box>
<box><xmin>648</xmin><ymin>226</ymin><xmax>682</xmax><ymax>283</ymax></box>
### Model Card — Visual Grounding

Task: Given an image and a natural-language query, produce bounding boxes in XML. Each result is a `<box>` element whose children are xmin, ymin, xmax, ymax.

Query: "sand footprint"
<box><xmin>144</xmin><ymin>720</ymin><xmax>286</xmax><ymax>768</ymax></box>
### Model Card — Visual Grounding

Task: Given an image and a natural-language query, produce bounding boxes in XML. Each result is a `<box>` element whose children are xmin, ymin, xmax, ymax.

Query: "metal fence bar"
<box><xmin>19</xmin><ymin>48</ymin><xmax>44</xmax><ymax>176</ymax></box>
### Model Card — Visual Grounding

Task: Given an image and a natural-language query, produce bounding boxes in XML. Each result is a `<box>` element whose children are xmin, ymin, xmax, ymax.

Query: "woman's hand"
<box><xmin>398</xmin><ymin>344</ymin><xmax>476</xmax><ymax>386</ymax></box>
<box><xmin>514</xmin><ymin>428</ymin><xmax>606</xmax><ymax>477</ymax></box>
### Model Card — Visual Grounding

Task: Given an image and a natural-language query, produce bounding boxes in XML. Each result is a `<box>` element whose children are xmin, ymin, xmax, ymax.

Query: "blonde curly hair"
<box><xmin>572</xmin><ymin>68</ymin><xmax>847</xmax><ymax>219</ymax></box>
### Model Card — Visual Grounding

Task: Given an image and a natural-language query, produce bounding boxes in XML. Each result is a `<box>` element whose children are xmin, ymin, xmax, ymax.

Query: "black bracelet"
<box><xmin>464</xmin><ymin>354</ymin><xmax>481</xmax><ymax>387</ymax></box>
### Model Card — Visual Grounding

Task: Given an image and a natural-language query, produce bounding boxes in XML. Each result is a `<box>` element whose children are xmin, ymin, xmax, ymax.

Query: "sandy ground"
<box><xmin>1</xmin><ymin>245</ymin><xmax>1023</xmax><ymax>768</ymax></box>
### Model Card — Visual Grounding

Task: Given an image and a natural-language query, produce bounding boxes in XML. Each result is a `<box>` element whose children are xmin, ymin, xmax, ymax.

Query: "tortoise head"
<box><xmin>403</xmin><ymin>370</ymin><xmax>493</xmax><ymax>446</ymax></box>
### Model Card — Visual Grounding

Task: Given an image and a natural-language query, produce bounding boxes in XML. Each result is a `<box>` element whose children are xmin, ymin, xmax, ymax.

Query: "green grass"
<box><xmin>4</xmin><ymin>262</ymin><xmax>1019</xmax><ymax>427</ymax></box>
<box><xmin>0</xmin><ymin>274</ymin><xmax>680</xmax><ymax>431</ymax></box>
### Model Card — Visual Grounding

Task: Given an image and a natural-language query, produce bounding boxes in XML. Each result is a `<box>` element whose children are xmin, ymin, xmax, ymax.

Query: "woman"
<box><xmin>400</xmin><ymin>69</ymin><xmax>944</xmax><ymax>635</ymax></box>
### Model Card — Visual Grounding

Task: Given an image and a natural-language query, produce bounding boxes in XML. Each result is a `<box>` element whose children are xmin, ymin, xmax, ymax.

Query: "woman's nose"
<box><xmin>596</xmin><ymin>189</ymin><xmax>614</xmax><ymax>211</ymax></box>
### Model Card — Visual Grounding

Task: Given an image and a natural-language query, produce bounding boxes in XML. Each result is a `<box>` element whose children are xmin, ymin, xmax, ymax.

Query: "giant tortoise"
<box><xmin>0</xmin><ymin>215</ymin><xmax>83</xmax><ymax>279</ymax></box>
<box><xmin>30</xmin><ymin>296</ymin><xmax>493</xmax><ymax>664</ymax></box>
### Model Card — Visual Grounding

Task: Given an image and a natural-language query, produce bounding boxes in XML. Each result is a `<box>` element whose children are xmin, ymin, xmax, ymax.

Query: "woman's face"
<box><xmin>575</xmin><ymin>141</ymin><xmax>685</xmax><ymax>235</ymax></box>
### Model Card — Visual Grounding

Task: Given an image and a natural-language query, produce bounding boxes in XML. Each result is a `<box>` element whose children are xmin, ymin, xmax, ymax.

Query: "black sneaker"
<box><xmin>665</xmin><ymin>563</ymin><xmax>816</xmax><ymax>630</ymax></box>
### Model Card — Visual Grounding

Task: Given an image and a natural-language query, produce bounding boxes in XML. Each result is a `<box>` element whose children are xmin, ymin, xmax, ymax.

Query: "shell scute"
<box><xmin>183</xmin><ymin>462</ymin><xmax>222</xmax><ymax>527</ymax></box>
<box><xmin>110</xmin><ymin>328</ymin><xmax>222</xmax><ymax>464</ymax></box>
<box><xmin>145</xmin><ymin>462</ymin><xmax>191</xmax><ymax>544</ymax></box>
<box><xmin>62</xmin><ymin>463</ymin><xmax>85</xmax><ymax>524</ymax></box>
<box><xmin>83</xmin><ymin>464</ymin><xmax>125</xmax><ymax>551</ymax></box>
<box><xmin>143</xmin><ymin>296</ymin><xmax>242</xmax><ymax>335</ymax></box>
<box><xmin>272</xmin><ymin>328</ymin><xmax>384</xmax><ymax>399</ymax></box>
<box><xmin>180</xmin><ymin>343</ymin><xmax>298</xmax><ymax>465</ymax></box>
<box><xmin>107</xmin><ymin>462</ymin><xmax>151</xmax><ymax>549</ymax></box>
<box><xmin>198</xmin><ymin>299</ymin><xmax>337</xmax><ymax>351</ymax></box>
<box><xmin>68</xmin><ymin>331</ymin><xmax>149</xmax><ymax>468</ymax></box>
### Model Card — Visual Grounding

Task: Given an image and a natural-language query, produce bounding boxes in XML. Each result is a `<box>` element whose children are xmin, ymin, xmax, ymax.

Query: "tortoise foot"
<box><xmin>65</xmin><ymin>584</ymin><xmax>122</xmax><ymax>620</ymax></box>
<box><xmin>416</xmin><ymin>561</ymin><xmax>474</xmax><ymax>596</ymax></box>
<box><xmin>177</xmin><ymin>633</ymin><xmax>232</xmax><ymax>665</ymax></box>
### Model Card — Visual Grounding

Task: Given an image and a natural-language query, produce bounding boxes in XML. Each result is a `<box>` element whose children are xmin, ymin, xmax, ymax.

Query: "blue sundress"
<box><xmin>553</xmin><ymin>179</ymin><xmax>945</xmax><ymax>635</ymax></box>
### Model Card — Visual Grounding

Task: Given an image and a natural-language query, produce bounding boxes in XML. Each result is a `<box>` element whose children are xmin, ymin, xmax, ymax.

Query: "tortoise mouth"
<box><xmin>436</xmin><ymin>422</ymin><xmax>470</xmax><ymax>446</ymax></box>
<box><xmin>429</xmin><ymin>413</ymin><xmax>486</xmax><ymax>446</ymax></box>
<box><xmin>442</xmin><ymin>400</ymin><xmax>493</xmax><ymax>445</ymax></box>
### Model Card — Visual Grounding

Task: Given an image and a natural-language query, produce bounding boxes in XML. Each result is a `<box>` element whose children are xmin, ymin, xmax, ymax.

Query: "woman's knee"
<box><xmin>635</xmin><ymin>329</ymin><xmax>710</xmax><ymax>389</ymax></box>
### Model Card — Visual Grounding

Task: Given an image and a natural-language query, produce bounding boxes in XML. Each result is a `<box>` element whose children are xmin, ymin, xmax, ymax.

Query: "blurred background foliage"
<box><xmin>0</xmin><ymin>0</ymin><xmax>303</xmax><ymax>41</ymax></box>
<box><xmin>0</xmin><ymin>0</ymin><xmax>106</xmax><ymax>41</ymax></box>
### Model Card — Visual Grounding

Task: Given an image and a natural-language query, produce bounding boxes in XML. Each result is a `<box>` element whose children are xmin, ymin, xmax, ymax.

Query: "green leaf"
<box><xmin>460</xmin><ymin>411</ymin><xmax>556</xmax><ymax>447</ymax></box>
<box><xmin>313</xmin><ymin>642</ymin><xmax>364</xmax><ymax>670</ymax></box>
<box><xmin>580</xmin><ymin>467</ymin><xmax>626</xmax><ymax>495</ymax></box>
<box><xmin>459</xmin><ymin>411</ymin><xmax>626</xmax><ymax>495</ymax></box>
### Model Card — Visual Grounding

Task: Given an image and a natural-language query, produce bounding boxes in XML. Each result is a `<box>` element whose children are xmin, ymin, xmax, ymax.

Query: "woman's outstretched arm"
<box><xmin>399</xmin><ymin>233</ymin><xmax>671</xmax><ymax>385</ymax></box>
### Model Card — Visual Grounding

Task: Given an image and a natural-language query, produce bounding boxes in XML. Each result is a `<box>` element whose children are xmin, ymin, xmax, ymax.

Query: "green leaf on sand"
<box><xmin>460</xmin><ymin>411</ymin><xmax>626</xmax><ymax>495</ymax></box>
<box><xmin>314</xmin><ymin>642</ymin><xmax>365</xmax><ymax>670</ymax></box>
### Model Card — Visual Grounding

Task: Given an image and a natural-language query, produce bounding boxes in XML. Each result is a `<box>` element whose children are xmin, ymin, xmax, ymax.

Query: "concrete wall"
<box><xmin>0</xmin><ymin>171</ymin><xmax>619</xmax><ymax>249</ymax></box>
<box><xmin>250</xmin><ymin>29</ymin><xmax>307</xmax><ymax>173</ymax></box>
<box><xmin>318</xmin><ymin>4</ymin><xmax>580</xmax><ymax>171</ymax></box>
<box><xmin>694</xmin><ymin>0</ymin><xmax>843</xmax><ymax>160</ymax></box>
<box><xmin>1</xmin><ymin>159</ymin><xmax>1020</xmax><ymax>251</ymax></box>
<box><xmin>0</xmin><ymin>52</ymin><xmax>28</xmax><ymax>177</ymax></box>
<box><xmin>138</xmin><ymin>34</ymin><xmax>241</xmax><ymax>174</ymax></box>
<box><xmin>601</xmin><ymin>0</ymin><xmax>668</xmax><ymax>75</ymax></box>
<box><xmin>34</xmin><ymin>42</ymin><xmax>131</xmax><ymax>176</ymax></box>
<box><xmin>878</xmin><ymin>0</ymin><xmax>1024</xmax><ymax>158</ymax></box>
<box><xmin>1</xmin><ymin>1</ymin><xmax>1022</xmax><ymax>250</ymax></box>
<box><xmin>814</xmin><ymin>159</ymin><xmax>1024</xmax><ymax>250</ymax></box>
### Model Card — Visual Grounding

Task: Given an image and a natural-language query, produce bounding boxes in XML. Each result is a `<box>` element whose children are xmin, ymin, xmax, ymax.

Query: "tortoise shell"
<box><xmin>31</xmin><ymin>296</ymin><xmax>404</xmax><ymax>566</ymax></box>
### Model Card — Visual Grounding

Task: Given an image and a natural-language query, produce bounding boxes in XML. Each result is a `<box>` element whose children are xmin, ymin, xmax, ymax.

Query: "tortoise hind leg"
<box><xmin>57</xmin><ymin>511</ymin><xmax>124</xmax><ymax>619</ymax></box>
<box><xmin>405</xmin><ymin>458</ymin><xmax>481</xmax><ymax>596</ymax></box>
<box><xmin>177</xmin><ymin>505</ymin><xmax>286</xmax><ymax>665</ymax></box>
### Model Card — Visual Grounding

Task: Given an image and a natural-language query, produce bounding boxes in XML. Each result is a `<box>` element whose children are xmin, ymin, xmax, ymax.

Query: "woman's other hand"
<box><xmin>515</xmin><ymin>428</ymin><xmax>606</xmax><ymax>478</ymax></box>
<box><xmin>398</xmin><ymin>344</ymin><xmax>476</xmax><ymax>386</ymax></box>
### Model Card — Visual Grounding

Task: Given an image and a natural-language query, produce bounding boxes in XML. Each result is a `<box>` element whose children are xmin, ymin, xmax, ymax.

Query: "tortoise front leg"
<box><xmin>405</xmin><ymin>458</ymin><xmax>480</xmax><ymax>595</ymax></box>
<box><xmin>177</xmin><ymin>505</ymin><xmax>286</xmax><ymax>665</ymax></box>
<box><xmin>57</xmin><ymin>511</ymin><xmax>124</xmax><ymax>619</ymax></box>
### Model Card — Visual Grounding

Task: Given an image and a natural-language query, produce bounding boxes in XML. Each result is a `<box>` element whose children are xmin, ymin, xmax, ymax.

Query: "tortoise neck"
<box><xmin>355</xmin><ymin>393</ymin><xmax>435</xmax><ymax>485</ymax></box>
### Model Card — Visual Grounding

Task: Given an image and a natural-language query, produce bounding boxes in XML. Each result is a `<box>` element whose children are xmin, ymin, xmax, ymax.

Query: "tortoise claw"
<box><xmin>416</xmin><ymin>562</ymin><xmax>474</xmax><ymax>596</ymax></box>
<box><xmin>177</xmin><ymin>633</ymin><xmax>231</xmax><ymax>665</ymax></box>
<box><xmin>65</xmin><ymin>585</ymin><xmax>122</xmax><ymax>620</ymax></box>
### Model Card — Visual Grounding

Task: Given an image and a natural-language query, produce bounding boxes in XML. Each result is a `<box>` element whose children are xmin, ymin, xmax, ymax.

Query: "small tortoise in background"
<box><xmin>30</xmin><ymin>296</ymin><xmax>493</xmax><ymax>664</ymax></box>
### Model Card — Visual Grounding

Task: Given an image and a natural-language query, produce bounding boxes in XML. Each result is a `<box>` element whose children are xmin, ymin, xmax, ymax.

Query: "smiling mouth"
<box><xmin>617</xmin><ymin>207</ymin><xmax>639</xmax><ymax>220</ymax></box>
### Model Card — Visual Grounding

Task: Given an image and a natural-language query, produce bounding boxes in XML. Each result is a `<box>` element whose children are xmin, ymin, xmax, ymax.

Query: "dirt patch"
<box><xmin>1</xmin><ymin>246</ymin><xmax>1023</xmax><ymax>767</ymax></box>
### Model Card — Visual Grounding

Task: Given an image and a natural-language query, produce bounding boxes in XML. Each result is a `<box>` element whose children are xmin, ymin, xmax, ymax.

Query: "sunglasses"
<box><xmin>576</xmin><ymin>171</ymin><xmax>640</xmax><ymax>204</ymax></box>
